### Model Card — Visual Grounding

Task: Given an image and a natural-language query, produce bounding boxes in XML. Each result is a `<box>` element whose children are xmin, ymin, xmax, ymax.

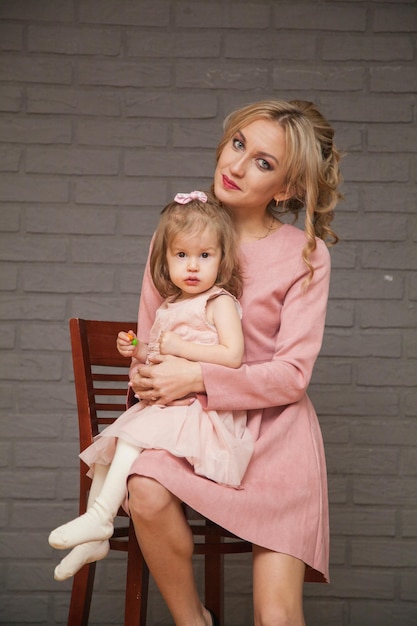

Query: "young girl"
<box><xmin>49</xmin><ymin>190</ymin><xmax>253</xmax><ymax>580</ymax></box>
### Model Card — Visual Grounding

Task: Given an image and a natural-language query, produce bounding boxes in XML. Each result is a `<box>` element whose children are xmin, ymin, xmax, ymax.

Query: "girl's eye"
<box><xmin>257</xmin><ymin>158</ymin><xmax>271</xmax><ymax>171</ymax></box>
<box><xmin>201</xmin><ymin>252</ymin><xmax>209</xmax><ymax>259</ymax></box>
<box><xmin>232</xmin><ymin>138</ymin><xmax>244</xmax><ymax>151</ymax></box>
<box><xmin>177</xmin><ymin>252</ymin><xmax>186</xmax><ymax>258</ymax></box>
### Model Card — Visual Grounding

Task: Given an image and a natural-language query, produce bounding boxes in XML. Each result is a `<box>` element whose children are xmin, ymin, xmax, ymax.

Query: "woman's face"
<box><xmin>214</xmin><ymin>118</ymin><xmax>291</xmax><ymax>214</ymax></box>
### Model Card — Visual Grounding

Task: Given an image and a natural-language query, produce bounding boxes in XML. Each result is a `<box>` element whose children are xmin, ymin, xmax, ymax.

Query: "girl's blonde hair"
<box><xmin>216</xmin><ymin>99</ymin><xmax>343</xmax><ymax>281</ymax></box>
<box><xmin>150</xmin><ymin>192</ymin><xmax>243</xmax><ymax>299</ymax></box>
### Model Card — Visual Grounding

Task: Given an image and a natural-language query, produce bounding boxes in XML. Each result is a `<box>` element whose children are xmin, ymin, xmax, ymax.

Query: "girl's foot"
<box><xmin>54</xmin><ymin>540</ymin><xmax>110</xmax><ymax>581</ymax></box>
<box><xmin>48</xmin><ymin>497</ymin><xmax>114</xmax><ymax>549</ymax></box>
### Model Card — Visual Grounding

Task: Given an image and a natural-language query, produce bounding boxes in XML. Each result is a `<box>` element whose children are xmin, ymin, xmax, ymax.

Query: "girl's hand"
<box><xmin>131</xmin><ymin>354</ymin><xmax>205</xmax><ymax>405</ymax></box>
<box><xmin>159</xmin><ymin>330</ymin><xmax>183</xmax><ymax>357</ymax></box>
<box><xmin>117</xmin><ymin>330</ymin><xmax>138</xmax><ymax>358</ymax></box>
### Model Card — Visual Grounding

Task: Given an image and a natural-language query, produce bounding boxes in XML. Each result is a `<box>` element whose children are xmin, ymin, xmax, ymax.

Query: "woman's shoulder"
<box><xmin>278</xmin><ymin>224</ymin><xmax>330</xmax><ymax>258</ymax></box>
<box><xmin>260</xmin><ymin>223</ymin><xmax>327</xmax><ymax>254</ymax></box>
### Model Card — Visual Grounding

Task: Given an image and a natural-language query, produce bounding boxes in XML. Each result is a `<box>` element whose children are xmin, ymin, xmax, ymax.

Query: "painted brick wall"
<box><xmin>0</xmin><ymin>1</ymin><xmax>416</xmax><ymax>625</ymax></box>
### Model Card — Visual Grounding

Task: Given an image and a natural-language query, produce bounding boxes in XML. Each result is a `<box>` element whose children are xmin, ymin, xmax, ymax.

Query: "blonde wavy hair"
<box><xmin>150</xmin><ymin>192</ymin><xmax>243</xmax><ymax>299</ymax></box>
<box><xmin>215</xmin><ymin>99</ymin><xmax>343</xmax><ymax>281</ymax></box>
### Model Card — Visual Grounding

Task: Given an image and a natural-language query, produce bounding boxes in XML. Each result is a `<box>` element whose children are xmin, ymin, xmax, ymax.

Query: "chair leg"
<box><xmin>124</xmin><ymin>520</ymin><xmax>149</xmax><ymax>626</ymax></box>
<box><xmin>67</xmin><ymin>562</ymin><xmax>96</xmax><ymax>626</ymax></box>
<box><xmin>204</xmin><ymin>533</ymin><xmax>224</xmax><ymax>626</ymax></box>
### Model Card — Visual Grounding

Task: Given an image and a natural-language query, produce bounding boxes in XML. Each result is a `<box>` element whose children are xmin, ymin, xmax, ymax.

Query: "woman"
<box><xmin>127</xmin><ymin>100</ymin><xmax>342</xmax><ymax>626</ymax></box>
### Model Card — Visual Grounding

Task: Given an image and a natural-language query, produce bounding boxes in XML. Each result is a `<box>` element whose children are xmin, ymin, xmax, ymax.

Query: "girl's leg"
<box><xmin>252</xmin><ymin>545</ymin><xmax>306</xmax><ymax>626</ymax></box>
<box><xmin>53</xmin><ymin>464</ymin><xmax>111</xmax><ymax>580</ymax></box>
<box><xmin>128</xmin><ymin>475</ymin><xmax>213</xmax><ymax>626</ymax></box>
<box><xmin>49</xmin><ymin>440</ymin><xmax>140</xmax><ymax>549</ymax></box>
<box><xmin>53</xmin><ymin>537</ymin><xmax>110</xmax><ymax>581</ymax></box>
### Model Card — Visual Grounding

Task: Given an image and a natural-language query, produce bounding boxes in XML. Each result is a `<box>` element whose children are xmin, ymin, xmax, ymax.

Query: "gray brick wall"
<box><xmin>0</xmin><ymin>1</ymin><xmax>416</xmax><ymax>625</ymax></box>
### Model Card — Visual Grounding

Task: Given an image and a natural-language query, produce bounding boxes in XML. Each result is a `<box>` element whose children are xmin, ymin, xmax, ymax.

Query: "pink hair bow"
<box><xmin>174</xmin><ymin>190</ymin><xmax>207</xmax><ymax>204</ymax></box>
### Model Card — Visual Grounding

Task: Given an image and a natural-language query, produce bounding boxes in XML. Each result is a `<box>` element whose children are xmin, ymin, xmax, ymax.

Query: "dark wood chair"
<box><xmin>66</xmin><ymin>317</ymin><xmax>252</xmax><ymax>625</ymax></box>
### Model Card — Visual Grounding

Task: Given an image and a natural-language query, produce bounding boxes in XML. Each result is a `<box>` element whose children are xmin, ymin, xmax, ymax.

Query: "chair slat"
<box><xmin>95</xmin><ymin>402</ymin><xmax>127</xmax><ymax>410</ymax></box>
<box><xmin>93</xmin><ymin>388</ymin><xmax>128</xmax><ymax>396</ymax></box>
<box><xmin>92</xmin><ymin>373</ymin><xmax>129</xmax><ymax>382</ymax></box>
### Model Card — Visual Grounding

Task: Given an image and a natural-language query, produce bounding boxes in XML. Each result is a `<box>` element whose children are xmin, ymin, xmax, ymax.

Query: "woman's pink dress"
<box><xmin>128</xmin><ymin>224</ymin><xmax>331</xmax><ymax>583</ymax></box>
<box><xmin>80</xmin><ymin>287</ymin><xmax>253</xmax><ymax>488</ymax></box>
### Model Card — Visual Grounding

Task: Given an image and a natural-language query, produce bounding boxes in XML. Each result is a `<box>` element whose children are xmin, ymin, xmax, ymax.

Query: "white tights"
<box><xmin>49</xmin><ymin>440</ymin><xmax>140</xmax><ymax>580</ymax></box>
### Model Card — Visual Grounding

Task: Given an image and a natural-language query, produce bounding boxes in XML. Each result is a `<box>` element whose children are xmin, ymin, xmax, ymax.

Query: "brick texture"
<box><xmin>0</xmin><ymin>1</ymin><xmax>416</xmax><ymax>625</ymax></box>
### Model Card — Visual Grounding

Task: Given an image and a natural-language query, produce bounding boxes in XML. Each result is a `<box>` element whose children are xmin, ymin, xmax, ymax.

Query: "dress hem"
<box><xmin>125</xmin><ymin>459</ymin><xmax>329</xmax><ymax>585</ymax></box>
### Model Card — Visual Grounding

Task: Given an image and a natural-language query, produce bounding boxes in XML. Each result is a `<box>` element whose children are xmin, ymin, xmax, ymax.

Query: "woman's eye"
<box><xmin>257</xmin><ymin>158</ymin><xmax>271</xmax><ymax>171</ymax></box>
<box><xmin>232</xmin><ymin>138</ymin><xmax>244</xmax><ymax>150</ymax></box>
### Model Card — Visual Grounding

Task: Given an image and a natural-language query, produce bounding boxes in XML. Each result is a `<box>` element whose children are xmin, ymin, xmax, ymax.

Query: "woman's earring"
<box><xmin>275</xmin><ymin>198</ymin><xmax>280</xmax><ymax>206</ymax></box>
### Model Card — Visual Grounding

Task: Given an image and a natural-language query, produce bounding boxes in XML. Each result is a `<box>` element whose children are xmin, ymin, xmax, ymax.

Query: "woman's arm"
<box><xmin>128</xmin><ymin>243</ymin><xmax>207</xmax><ymax>405</ymax></box>
<box><xmin>131</xmin><ymin>232</ymin><xmax>331</xmax><ymax>409</ymax></box>
<box><xmin>134</xmin><ymin>354</ymin><xmax>205</xmax><ymax>405</ymax></box>
<box><xmin>202</xmin><ymin>240</ymin><xmax>331</xmax><ymax>411</ymax></box>
<box><xmin>127</xmin><ymin>248</ymin><xmax>164</xmax><ymax>406</ymax></box>
<box><xmin>159</xmin><ymin>294</ymin><xmax>244</xmax><ymax>368</ymax></box>
<box><xmin>133</xmin><ymin>239</ymin><xmax>330</xmax><ymax>409</ymax></box>
<box><xmin>128</xmin><ymin>249</ymin><xmax>164</xmax><ymax>379</ymax></box>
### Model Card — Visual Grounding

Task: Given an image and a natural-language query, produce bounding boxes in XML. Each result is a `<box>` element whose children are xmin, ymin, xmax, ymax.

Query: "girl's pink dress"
<box><xmin>127</xmin><ymin>224</ymin><xmax>332</xmax><ymax>583</ymax></box>
<box><xmin>80</xmin><ymin>286</ymin><xmax>253</xmax><ymax>488</ymax></box>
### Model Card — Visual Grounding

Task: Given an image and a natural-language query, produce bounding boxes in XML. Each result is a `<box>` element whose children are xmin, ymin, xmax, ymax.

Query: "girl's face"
<box><xmin>214</xmin><ymin>118</ymin><xmax>291</xmax><ymax>214</ymax></box>
<box><xmin>166</xmin><ymin>226</ymin><xmax>222</xmax><ymax>299</ymax></box>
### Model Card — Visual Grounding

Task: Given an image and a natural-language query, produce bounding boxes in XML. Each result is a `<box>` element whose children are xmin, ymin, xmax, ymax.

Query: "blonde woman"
<box><xmin>127</xmin><ymin>100</ymin><xmax>342</xmax><ymax>626</ymax></box>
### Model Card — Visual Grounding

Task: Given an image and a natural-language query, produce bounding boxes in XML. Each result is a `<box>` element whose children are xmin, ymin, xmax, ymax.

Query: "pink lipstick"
<box><xmin>222</xmin><ymin>174</ymin><xmax>241</xmax><ymax>191</ymax></box>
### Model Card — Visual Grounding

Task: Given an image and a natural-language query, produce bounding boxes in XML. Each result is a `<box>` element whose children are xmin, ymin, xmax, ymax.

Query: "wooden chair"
<box><xmin>66</xmin><ymin>317</ymin><xmax>252</xmax><ymax>626</ymax></box>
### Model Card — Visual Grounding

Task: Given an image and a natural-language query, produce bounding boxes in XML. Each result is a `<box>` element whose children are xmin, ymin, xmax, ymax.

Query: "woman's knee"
<box><xmin>128</xmin><ymin>475</ymin><xmax>175</xmax><ymax>521</ymax></box>
<box><xmin>253</xmin><ymin>589</ymin><xmax>305</xmax><ymax>626</ymax></box>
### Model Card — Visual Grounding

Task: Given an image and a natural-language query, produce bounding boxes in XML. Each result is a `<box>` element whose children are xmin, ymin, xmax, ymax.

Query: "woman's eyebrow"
<box><xmin>237</xmin><ymin>130</ymin><xmax>279</xmax><ymax>165</ymax></box>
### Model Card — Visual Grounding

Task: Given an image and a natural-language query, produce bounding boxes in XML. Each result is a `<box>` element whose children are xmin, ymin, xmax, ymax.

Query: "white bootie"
<box><xmin>48</xmin><ymin>497</ymin><xmax>114</xmax><ymax>549</ymax></box>
<box><xmin>54</xmin><ymin>540</ymin><xmax>110</xmax><ymax>581</ymax></box>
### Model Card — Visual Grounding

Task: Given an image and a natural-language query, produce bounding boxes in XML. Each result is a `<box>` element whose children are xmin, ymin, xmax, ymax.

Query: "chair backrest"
<box><xmin>68</xmin><ymin>317</ymin><xmax>251</xmax><ymax>626</ymax></box>
<box><xmin>69</xmin><ymin>318</ymin><xmax>136</xmax><ymax>511</ymax></box>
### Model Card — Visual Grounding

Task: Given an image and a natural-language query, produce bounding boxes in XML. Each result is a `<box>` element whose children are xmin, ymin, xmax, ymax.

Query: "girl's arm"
<box><xmin>117</xmin><ymin>330</ymin><xmax>148</xmax><ymax>364</ymax></box>
<box><xmin>159</xmin><ymin>294</ymin><xmax>244</xmax><ymax>368</ymax></box>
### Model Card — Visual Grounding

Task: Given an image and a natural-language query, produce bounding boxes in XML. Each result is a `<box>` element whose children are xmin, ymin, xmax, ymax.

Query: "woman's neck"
<box><xmin>230</xmin><ymin>212</ymin><xmax>282</xmax><ymax>243</ymax></box>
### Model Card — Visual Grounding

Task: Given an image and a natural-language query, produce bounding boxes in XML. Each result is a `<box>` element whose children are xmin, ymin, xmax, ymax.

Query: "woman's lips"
<box><xmin>222</xmin><ymin>174</ymin><xmax>241</xmax><ymax>191</ymax></box>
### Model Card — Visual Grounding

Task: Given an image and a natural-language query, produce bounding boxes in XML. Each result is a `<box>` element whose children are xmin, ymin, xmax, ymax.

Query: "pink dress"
<box><xmin>80</xmin><ymin>286</ymin><xmax>253</xmax><ymax>488</ymax></box>
<box><xmin>127</xmin><ymin>224</ymin><xmax>331</xmax><ymax>583</ymax></box>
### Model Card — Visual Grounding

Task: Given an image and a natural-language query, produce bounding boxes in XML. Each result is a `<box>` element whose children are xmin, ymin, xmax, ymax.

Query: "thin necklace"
<box><xmin>252</xmin><ymin>215</ymin><xmax>276</xmax><ymax>240</ymax></box>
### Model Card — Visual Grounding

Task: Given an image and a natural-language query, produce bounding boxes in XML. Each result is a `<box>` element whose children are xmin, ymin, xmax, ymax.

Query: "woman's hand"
<box><xmin>130</xmin><ymin>354</ymin><xmax>205</xmax><ymax>405</ymax></box>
